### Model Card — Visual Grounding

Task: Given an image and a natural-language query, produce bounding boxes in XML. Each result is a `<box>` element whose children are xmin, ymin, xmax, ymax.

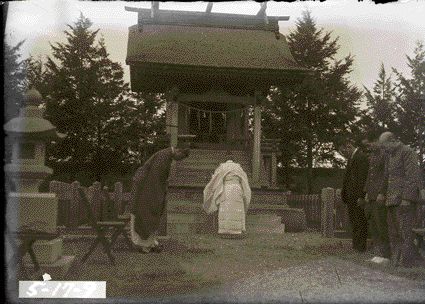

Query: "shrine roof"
<box><xmin>125</xmin><ymin>7</ymin><xmax>307</xmax><ymax>92</ymax></box>
<box><xmin>126</xmin><ymin>24</ymin><xmax>302</xmax><ymax>71</ymax></box>
<box><xmin>125</xmin><ymin>8</ymin><xmax>305</xmax><ymax>72</ymax></box>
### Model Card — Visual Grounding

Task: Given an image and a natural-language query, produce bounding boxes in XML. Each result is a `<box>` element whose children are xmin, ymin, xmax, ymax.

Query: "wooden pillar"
<box><xmin>321</xmin><ymin>187</ymin><xmax>335</xmax><ymax>238</ymax></box>
<box><xmin>166</xmin><ymin>87</ymin><xmax>179</xmax><ymax>147</ymax></box>
<box><xmin>166</xmin><ymin>102</ymin><xmax>179</xmax><ymax>147</ymax></box>
<box><xmin>252</xmin><ymin>92</ymin><xmax>262</xmax><ymax>186</ymax></box>
<box><xmin>271</xmin><ymin>153</ymin><xmax>277</xmax><ymax>188</ymax></box>
<box><xmin>244</xmin><ymin>106</ymin><xmax>249</xmax><ymax>147</ymax></box>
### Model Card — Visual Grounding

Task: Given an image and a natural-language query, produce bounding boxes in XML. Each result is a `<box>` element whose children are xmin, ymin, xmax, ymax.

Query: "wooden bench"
<box><xmin>413</xmin><ymin>228</ymin><xmax>425</xmax><ymax>251</ymax></box>
<box><xmin>78</xmin><ymin>188</ymin><xmax>132</xmax><ymax>266</ymax></box>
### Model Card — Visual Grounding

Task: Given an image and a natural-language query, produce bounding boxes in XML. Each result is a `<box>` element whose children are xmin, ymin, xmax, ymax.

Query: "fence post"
<box><xmin>103</xmin><ymin>186</ymin><xmax>116</xmax><ymax>220</ymax></box>
<box><xmin>321</xmin><ymin>187</ymin><xmax>335</xmax><ymax>237</ymax></box>
<box><xmin>92</xmin><ymin>181</ymin><xmax>103</xmax><ymax>221</ymax></box>
<box><xmin>49</xmin><ymin>181</ymin><xmax>61</xmax><ymax>226</ymax></box>
<box><xmin>70</xmin><ymin>181</ymin><xmax>81</xmax><ymax>228</ymax></box>
<box><xmin>114</xmin><ymin>182</ymin><xmax>124</xmax><ymax>215</ymax></box>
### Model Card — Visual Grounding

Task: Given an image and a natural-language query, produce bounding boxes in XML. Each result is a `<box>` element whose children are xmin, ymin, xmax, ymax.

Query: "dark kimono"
<box><xmin>131</xmin><ymin>148</ymin><xmax>173</xmax><ymax>240</ymax></box>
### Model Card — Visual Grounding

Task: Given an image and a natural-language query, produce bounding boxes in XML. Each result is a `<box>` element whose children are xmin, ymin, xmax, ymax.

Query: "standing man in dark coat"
<box><xmin>130</xmin><ymin>147</ymin><xmax>190</xmax><ymax>253</ymax></box>
<box><xmin>379</xmin><ymin>132</ymin><xmax>424</xmax><ymax>267</ymax></box>
<box><xmin>363</xmin><ymin>135</ymin><xmax>391</xmax><ymax>259</ymax></box>
<box><xmin>339</xmin><ymin>140</ymin><xmax>370</xmax><ymax>252</ymax></box>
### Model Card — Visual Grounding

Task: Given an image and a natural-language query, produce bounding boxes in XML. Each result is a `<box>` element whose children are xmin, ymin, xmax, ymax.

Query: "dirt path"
<box><xmin>35</xmin><ymin>232</ymin><xmax>424</xmax><ymax>302</ymax></box>
<box><xmin>169</xmin><ymin>257</ymin><xmax>425</xmax><ymax>303</ymax></box>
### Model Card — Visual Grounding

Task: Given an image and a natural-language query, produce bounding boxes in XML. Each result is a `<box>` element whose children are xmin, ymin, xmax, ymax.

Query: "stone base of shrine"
<box><xmin>166</xmin><ymin>186</ymin><xmax>303</xmax><ymax>235</ymax></box>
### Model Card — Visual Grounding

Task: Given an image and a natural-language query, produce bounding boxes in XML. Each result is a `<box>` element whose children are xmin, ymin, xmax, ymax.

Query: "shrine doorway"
<box><xmin>178</xmin><ymin>101</ymin><xmax>248</xmax><ymax>150</ymax></box>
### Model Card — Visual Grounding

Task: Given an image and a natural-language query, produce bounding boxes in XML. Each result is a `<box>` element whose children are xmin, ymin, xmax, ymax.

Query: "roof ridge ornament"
<box><xmin>257</xmin><ymin>2</ymin><xmax>269</xmax><ymax>25</ymax></box>
<box><xmin>151</xmin><ymin>1</ymin><xmax>159</xmax><ymax>19</ymax></box>
<box><xmin>206</xmin><ymin>2</ymin><xmax>213</xmax><ymax>14</ymax></box>
<box><xmin>124</xmin><ymin>6</ymin><xmax>289</xmax><ymax>31</ymax></box>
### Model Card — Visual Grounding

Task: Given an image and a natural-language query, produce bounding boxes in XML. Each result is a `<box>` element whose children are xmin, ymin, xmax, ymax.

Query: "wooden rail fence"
<box><xmin>50</xmin><ymin>180</ymin><xmax>355</xmax><ymax>234</ymax></box>
<box><xmin>49</xmin><ymin>180</ymin><xmax>131</xmax><ymax>229</ymax></box>
<box><xmin>286</xmin><ymin>193</ymin><xmax>322</xmax><ymax>229</ymax></box>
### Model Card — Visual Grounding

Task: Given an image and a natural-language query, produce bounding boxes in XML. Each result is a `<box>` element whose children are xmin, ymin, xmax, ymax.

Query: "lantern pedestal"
<box><xmin>8</xmin><ymin>192</ymin><xmax>75</xmax><ymax>278</ymax></box>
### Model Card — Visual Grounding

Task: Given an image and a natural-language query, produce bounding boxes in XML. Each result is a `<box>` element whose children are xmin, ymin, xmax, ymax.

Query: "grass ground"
<box><xmin>61</xmin><ymin>231</ymin><xmax>424</xmax><ymax>299</ymax></box>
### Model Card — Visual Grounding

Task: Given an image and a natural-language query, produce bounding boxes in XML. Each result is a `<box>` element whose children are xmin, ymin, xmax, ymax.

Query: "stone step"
<box><xmin>178</xmin><ymin>158</ymin><xmax>250</xmax><ymax>165</ymax></box>
<box><xmin>168</xmin><ymin>213</ymin><xmax>210</xmax><ymax>224</ymax></box>
<box><xmin>185</xmin><ymin>149</ymin><xmax>250</xmax><ymax>155</ymax></box>
<box><xmin>167</xmin><ymin>194</ymin><xmax>288</xmax><ymax>208</ymax></box>
<box><xmin>251</xmin><ymin>224</ymin><xmax>286</xmax><ymax>234</ymax></box>
<box><xmin>176</xmin><ymin>156</ymin><xmax>250</xmax><ymax>162</ymax></box>
<box><xmin>246</xmin><ymin>214</ymin><xmax>282</xmax><ymax>227</ymax></box>
<box><xmin>167</xmin><ymin>222</ymin><xmax>198</xmax><ymax>234</ymax></box>
<box><xmin>167</xmin><ymin>217</ymin><xmax>285</xmax><ymax>235</ymax></box>
<box><xmin>167</xmin><ymin>197</ymin><xmax>290</xmax><ymax>212</ymax></box>
<box><xmin>335</xmin><ymin>229</ymin><xmax>352</xmax><ymax>238</ymax></box>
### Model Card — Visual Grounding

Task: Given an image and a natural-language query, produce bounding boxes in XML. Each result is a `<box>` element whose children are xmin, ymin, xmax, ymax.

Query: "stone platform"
<box><xmin>166</xmin><ymin>186</ymin><xmax>305</xmax><ymax>235</ymax></box>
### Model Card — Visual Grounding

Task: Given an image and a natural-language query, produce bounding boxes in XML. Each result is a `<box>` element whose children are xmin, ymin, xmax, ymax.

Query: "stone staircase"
<box><xmin>168</xmin><ymin>149</ymin><xmax>252</xmax><ymax>187</ymax></box>
<box><xmin>166</xmin><ymin>187</ymin><xmax>294</xmax><ymax>234</ymax></box>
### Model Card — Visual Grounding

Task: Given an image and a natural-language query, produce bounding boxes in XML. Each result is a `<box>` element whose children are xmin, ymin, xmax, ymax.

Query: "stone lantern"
<box><xmin>4</xmin><ymin>89</ymin><xmax>74</xmax><ymax>277</ymax></box>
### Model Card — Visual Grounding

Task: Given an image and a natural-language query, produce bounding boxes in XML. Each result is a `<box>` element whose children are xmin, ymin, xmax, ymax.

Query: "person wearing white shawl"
<box><xmin>203</xmin><ymin>160</ymin><xmax>251</xmax><ymax>235</ymax></box>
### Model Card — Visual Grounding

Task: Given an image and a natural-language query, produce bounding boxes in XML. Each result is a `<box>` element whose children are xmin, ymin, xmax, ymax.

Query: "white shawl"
<box><xmin>203</xmin><ymin>160</ymin><xmax>251</xmax><ymax>214</ymax></box>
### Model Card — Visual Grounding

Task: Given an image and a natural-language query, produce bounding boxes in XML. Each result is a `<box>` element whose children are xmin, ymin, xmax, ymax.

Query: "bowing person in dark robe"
<box><xmin>130</xmin><ymin>147</ymin><xmax>190</xmax><ymax>253</ymax></box>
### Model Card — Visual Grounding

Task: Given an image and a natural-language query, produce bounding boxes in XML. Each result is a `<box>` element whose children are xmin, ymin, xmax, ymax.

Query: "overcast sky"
<box><xmin>5</xmin><ymin>0</ymin><xmax>425</xmax><ymax>90</ymax></box>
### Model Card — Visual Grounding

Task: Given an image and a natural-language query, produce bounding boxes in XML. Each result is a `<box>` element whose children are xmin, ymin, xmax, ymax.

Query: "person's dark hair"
<box><xmin>335</xmin><ymin>138</ymin><xmax>355</xmax><ymax>151</ymax></box>
<box><xmin>365</xmin><ymin>129</ymin><xmax>381</xmax><ymax>143</ymax></box>
<box><xmin>181</xmin><ymin>148</ymin><xmax>190</xmax><ymax>157</ymax></box>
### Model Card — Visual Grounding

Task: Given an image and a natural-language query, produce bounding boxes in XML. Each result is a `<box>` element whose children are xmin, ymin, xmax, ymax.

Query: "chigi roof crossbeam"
<box><xmin>124</xmin><ymin>2</ymin><xmax>289</xmax><ymax>32</ymax></box>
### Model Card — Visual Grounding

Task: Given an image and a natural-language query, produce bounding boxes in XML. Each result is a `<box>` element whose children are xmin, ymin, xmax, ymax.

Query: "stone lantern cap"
<box><xmin>4</xmin><ymin>89</ymin><xmax>66</xmax><ymax>140</ymax></box>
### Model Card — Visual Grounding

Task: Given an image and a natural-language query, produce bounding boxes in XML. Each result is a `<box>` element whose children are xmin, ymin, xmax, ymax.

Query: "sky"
<box><xmin>5</xmin><ymin>0</ymin><xmax>425</xmax><ymax>91</ymax></box>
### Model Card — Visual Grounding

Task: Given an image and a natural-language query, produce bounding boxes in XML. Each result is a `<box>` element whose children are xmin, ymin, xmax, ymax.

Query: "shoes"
<box><xmin>133</xmin><ymin>245</ymin><xmax>152</xmax><ymax>254</ymax></box>
<box><xmin>369</xmin><ymin>256</ymin><xmax>390</xmax><ymax>264</ymax></box>
<box><xmin>134</xmin><ymin>243</ymin><xmax>164</xmax><ymax>254</ymax></box>
<box><xmin>150</xmin><ymin>244</ymin><xmax>164</xmax><ymax>253</ymax></box>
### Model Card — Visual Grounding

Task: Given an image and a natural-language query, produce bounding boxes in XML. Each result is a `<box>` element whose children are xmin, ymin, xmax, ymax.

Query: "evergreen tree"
<box><xmin>23</xmin><ymin>55</ymin><xmax>49</xmax><ymax>95</ymax></box>
<box><xmin>263</xmin><ymin>11</ymin><xmax>361</xmax><ymax>193</ymax></box>
<box><xmin>4</xmin><ymin>41</ymin><xmax>26</xmax><ymax>120</ymax></box>
<box><xmin>35</xmin><ymin>14</ymin><xmax>151</xmax><ymax>180</ymax></box>
<box><xmin>392</xmin><ymin>41</ymin><xmax>425</xmax><ymax>168</ymax></box>
<box><xmin>362</xmin><ymin>63</ymin><xmax>396</xmax><ymax>134</ymax></box>
<box><xmin>122</xmin><ymin>92</ymin><xmax>167</xmax><ymax>165</ymax></box>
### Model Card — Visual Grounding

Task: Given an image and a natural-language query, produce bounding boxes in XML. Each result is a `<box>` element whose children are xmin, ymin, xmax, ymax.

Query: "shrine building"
<box><xmin>125</xmin><ymin>3</ymin><xmax>308</xmax><ymax>234</ymax></box>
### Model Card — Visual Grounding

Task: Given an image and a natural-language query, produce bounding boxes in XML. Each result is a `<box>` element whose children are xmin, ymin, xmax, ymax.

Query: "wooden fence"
<box><xmin>286</xmin><ymin>189</ymin><xmax>350</xmax><ymax>231</ymax></box>
<box><xmin>286</xmin><ymin>193</ymin><xmax>321</xmax><ymax>229</ymax></box>
<box><xmin>49</xmin><ymin>180</ymin><xmax>131</xmax><ymax>228</ymax></box>
<box><xmin>50</xmin><ymin>180</ymin><xmax>354</xmax><ymax>234</ymax></box>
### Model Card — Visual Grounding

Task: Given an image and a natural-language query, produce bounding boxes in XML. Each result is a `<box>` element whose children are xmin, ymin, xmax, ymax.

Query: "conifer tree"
<box><xmin>393</xmin><ymin>41</ymin><xmax>425</xmax><ymax>168</ymax></box>
<box><xmin>4</xmin><ymin>41</ymin><xmax>26</xmax><ymax>120</ymax></box>
<box><xmin>363</xmin><ymin>63</ymin><xmax>396</xmax><ymax>133</ymax></box>
<box><xmin>263</xmin><ymin>11</ymin><xmax>361</xmax><ymax>192</ymax></box>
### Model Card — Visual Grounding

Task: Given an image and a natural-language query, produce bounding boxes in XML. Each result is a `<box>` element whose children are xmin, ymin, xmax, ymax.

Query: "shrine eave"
<box><xmin>127</xmin><ymin>62</ymin><xmax>308</xmax><ymax>93</ymax></box>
